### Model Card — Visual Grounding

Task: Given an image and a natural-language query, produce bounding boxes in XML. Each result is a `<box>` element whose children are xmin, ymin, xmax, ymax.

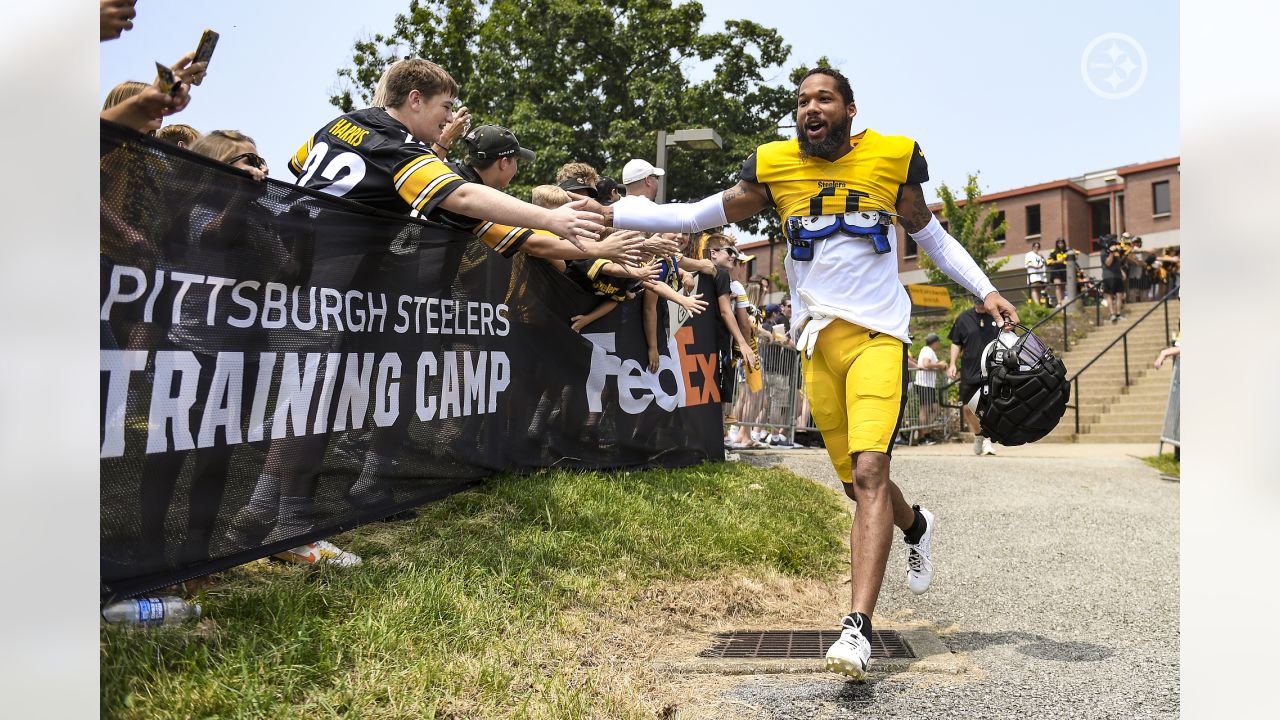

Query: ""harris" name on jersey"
<box><xmin>327</xmin><ymin>118</ymin><xmax>371</xmax><ymax>147</ymax></box>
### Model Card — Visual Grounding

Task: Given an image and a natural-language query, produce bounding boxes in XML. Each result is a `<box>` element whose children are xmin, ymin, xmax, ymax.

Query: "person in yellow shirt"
<box><xmin>575</xmin><ymin>67</ymin><xmax>1018</xmax><ymax>679</ymax></box>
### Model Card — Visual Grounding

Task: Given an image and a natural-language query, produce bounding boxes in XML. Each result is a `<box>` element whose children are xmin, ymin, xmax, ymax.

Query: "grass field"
<box><xmin>1142</xmin><ymin>453</ymin><xmax>1180</xmax><ymax>478</ymax></box>
<box><xmin>102</xmin><ymin>463</ymin><xmax>848</xmax><ymax>719</ymax></box>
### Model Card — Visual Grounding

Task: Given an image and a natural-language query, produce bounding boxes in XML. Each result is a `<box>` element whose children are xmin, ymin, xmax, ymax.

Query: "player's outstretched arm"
<box><xmin>442</xmin><ymin>184</ymin><xmax>604</xmax><ymax>246</ymax></box>
<box><xmin>573</xmin><ymin>179</ymin><xmax>770</xmax><ymax>232</ymax></box>
<box><xmin>719</xmin><ymin>180</ymin><xmax>772</xmax><ymax>223</ymax></box>
<box><xmin>899</xmin><ymin>183</ymin><xmax>1019</xmax><ymax>327</ymax></box>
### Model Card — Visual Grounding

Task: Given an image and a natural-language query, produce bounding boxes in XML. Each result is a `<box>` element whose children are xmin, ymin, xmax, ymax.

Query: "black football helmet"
<box><xmin>963</xmin><ymin>325</ymin><xmax>1070</xmax><ymax>446</ymax></box>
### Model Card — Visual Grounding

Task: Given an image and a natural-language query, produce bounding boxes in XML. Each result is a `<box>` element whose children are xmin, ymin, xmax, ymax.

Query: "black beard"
<box><xmin>798</xmin><ymin>115</ymin><xmax>851</xmax><ymax>160</ymax></box>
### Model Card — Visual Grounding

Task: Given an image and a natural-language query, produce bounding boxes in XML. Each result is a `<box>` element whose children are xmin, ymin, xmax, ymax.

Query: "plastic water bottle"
<box><xmin>101</xmin><ymin>596</ymin><xmax>201</xmax><ymax>626</ymax></box>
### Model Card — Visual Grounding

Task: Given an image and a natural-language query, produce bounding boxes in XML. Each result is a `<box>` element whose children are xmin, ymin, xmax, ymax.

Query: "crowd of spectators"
<box><xmin>100</xmin><ymin>1</ymin><xmax>776</xmax><ymax>570</ymax></box>
<box><xmin>1025</xmin><ymin>234</ymin><xmax>1179</xmax><ymax>314</ymax></box>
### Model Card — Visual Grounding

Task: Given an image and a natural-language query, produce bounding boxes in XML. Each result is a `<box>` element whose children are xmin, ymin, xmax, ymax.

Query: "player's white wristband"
<box><xmin>613</xmin><ymin>192</ymin><xmax>729</xmax><ymax>234</ymax></box>
<box><xmin>910</xmin><ymin>216</ymin><xmax>998</xmax><ymax>300</ymax></box>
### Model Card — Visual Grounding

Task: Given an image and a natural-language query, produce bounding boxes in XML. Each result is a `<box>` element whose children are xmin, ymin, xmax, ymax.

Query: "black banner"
<box><xmin>100</xmin><ymin>123</ymin><xmax>725</xmax><ymax>598</ymax></box>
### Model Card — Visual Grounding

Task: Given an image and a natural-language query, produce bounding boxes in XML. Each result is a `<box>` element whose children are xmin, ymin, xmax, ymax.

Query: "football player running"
<box><xmin>576</xmin><ymin>67</ymin><xmax>1018</xmax><ymax>680</ymax></box>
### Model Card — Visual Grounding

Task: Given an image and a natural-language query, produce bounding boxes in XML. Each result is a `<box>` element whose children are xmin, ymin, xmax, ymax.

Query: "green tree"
<box><xmin>334</xmin><ymin>0</ymin><xmax>815</xmax><ymax>237</ymax></box>
<box><xmin>917</xmin><ymin>171</ymin><xmax>1009</xmax><ymax>287</ymax></box>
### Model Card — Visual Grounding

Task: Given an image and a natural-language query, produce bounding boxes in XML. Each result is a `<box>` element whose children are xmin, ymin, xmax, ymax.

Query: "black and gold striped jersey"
<box><xmin>564</xmin><ymin>259</ymin><xmax>642</xmax><ymax>302</ymax></box>
<box><xmin>289</xmin><ymin>108</ymin><xmax>546</xmax><ymax>258</ymax></box>
<box><xmin>289</xmin><ymin>107</ymin><xmax>465</xmax><ymax>220</ymax></box>
<box><xmin>430</xmin><ymin>161</ymin><xmax>544</xmax><ymax>258</ymax></box>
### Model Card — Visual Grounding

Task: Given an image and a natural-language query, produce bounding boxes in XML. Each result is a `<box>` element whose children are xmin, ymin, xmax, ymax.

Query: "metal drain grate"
<box><xmin>699</xmin><ymin>630</ymin><xmax>914</xmax><ymax>660</ymax></box>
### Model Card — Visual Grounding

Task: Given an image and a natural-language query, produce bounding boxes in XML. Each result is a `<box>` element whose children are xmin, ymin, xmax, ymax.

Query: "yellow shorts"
<box><xmin>801</xmin><ymin>319</ymin><xmax>908</xmax><ymax>483</ymax></box>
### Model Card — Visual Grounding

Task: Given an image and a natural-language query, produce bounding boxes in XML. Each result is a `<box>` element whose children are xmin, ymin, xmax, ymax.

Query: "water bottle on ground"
<box><xmin>101</xmin><ymin>596</ymin><xmax>201</xmax><ymax>626</ymax></box>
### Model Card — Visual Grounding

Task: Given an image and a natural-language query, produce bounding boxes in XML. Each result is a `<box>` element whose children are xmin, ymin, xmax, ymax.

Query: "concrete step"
<box><xmin>1064</xmin><ymin>340</ymin><xmax>1171</xmax><ymax>356</ymax></box>
<box><xmin>1072</xmin><ymin>314</ymin><xmax>1178</xmax><ymax>332</ymax></box>
<box><xmin>1063</xmin><ymin>346</ymin><xmax>1170</xmax><ymax>361</ymax></box>
<box><xmin>1097</xmin><ymin>399</ymin><xmax>1170</xmax><ymax>412</ymax></box>
<box><xmin>1070</xmin><ymin>370</ymin><xmax>1154</xmax><ymax>384</ymax></box>
<box><xmin>1043</xmin><ymin>425</ymin><xmax>1081</xmax><ymax>439</ymax></box>
<box><xmin>1074</xmin><ymin>432</ymin><xmax>1161</xmax><ymax>444</ymax></box>
<box><xmin>1083</xmin><ymin>423</ymin><xmax>1164</xmax><ymax>437</ymax></box>
<box><xmin>1074</xmin><ymin>322</ymin><xmax>1174</xmax><ymax>336</ymax></box>
<box><xmin>1072</xmin><ymin>334</ymin><xmax>1175</xmax><ymax>349</ymax></box>
<box><xmin>1076</xmin><ymin>402</ymin><xmax>1122</xmax><ymax>416</ymax></box>
<box><xmin>1066</xmin><ymin>337</ymin><xmax>1170</xmax><ymax>351</ymax></box>
<box><xmin>1118</xmin><ymin>384</ymin><xmax>1174</xmax><ymax>399</ymax></box>
<box><xmin>1065</xmin><ymin>347</ymin><xmax>1170</xmax><ymax>361</ymax></box>
<box><xmin>1045</xmin><ymin>423</ymin><xmax>1084</xmax><ymax>438</ymax></box>
<box><xmin>1098</xmin><ymin>409</ymin><xmax>1168</xmax><ymax>423</ymax></box>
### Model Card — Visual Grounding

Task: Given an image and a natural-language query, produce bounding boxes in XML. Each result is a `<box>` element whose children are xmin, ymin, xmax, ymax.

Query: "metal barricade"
<box><xmin>725</xmin><ymin>338</ymin><xmax>803</xmax><ymax>447</ymax></box>
<box><xmin>898</xmin><ymin>367</ymin><xmax>955</xmax><ymax>445</ymax></box>
<box><xmin>726</xmin><ymin>340</ymin><xmax>960</xmax><ymax>448</ymax></box>
<box><xmin>1159</xmin><ymin>357</ymin><xmax>1180</xmax><ymax>457</ymax></box>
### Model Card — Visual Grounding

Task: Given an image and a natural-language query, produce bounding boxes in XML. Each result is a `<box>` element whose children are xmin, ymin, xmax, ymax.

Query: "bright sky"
<box><xmin>100</xmin><ymin>0</ymin><xmax>1178</xmax><ymax>228</ymax></box>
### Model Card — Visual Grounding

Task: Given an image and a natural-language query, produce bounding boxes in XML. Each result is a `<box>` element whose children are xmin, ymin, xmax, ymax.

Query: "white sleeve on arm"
<box><xmin>613</xmin><ymin>192</ymin><xmax>728</xmax><ymax>233</ymax></box>
<box><xmin>910</xmin><ymin>216</ymin><xmax>998</xmax><ymax>300</ymax></box>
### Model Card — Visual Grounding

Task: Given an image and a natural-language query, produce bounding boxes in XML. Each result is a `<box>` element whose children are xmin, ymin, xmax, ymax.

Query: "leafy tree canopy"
<box><xmin>334</xmin><ymin>0</ymin><xmax>823</xmax><ymax>237</ymax></box>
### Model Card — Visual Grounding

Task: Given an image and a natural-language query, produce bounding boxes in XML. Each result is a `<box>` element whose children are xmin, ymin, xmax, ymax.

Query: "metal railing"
<box><xmin>1064</xmin><ymin>284</ymin><xmax>1179</xmax><ymax>435</ymax></box>
<box><xmin>721</xmin><ymin>278</ymin><xmax>1178</xmax><ymax>448</ymax></box>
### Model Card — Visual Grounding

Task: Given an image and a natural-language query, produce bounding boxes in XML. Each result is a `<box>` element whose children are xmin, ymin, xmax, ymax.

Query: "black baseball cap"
<box><xmin>463</xmin><ymin>124</ymin><xmax>536</xmax><ymax>162</ymax></box>
<box><xmin>558</xmin><ymin>177</ymin><xmax>599</xmax><ymax>199</ymax></box>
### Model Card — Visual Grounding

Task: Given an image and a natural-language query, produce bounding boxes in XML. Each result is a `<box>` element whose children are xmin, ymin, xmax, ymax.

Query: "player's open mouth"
<box><xmin>805</xmin><ymin>118</ymin><xmax>826</xmax><ymax>139</ymax></box>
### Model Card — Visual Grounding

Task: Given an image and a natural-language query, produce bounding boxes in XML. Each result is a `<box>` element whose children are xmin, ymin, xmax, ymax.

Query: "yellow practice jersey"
<box><xmin>739</xmin><ymin>129</ymin><xmax>929</xmax><ymax>223</ymax></box>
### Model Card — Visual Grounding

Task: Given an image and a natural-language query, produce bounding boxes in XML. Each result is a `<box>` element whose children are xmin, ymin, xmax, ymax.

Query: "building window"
<box><xmin>1090</xmin><ymin>199</ymin><xmax>1111</xmax><ymax>238</ymax></box>
<box><xmin>905</xmin><ymin>235</ymin><xmax>919</xmax><ymax>258</ymax></box>
<box><xmin>991</xmin><ymin>211</ymin><xmax>1006</xmax><ymax>242</ymax></box>
<box><xmin>1152</xmin><ymin>181</ymin><xmax>1171</xmax><ymax>216</ymax></box>
<box><xmin>1025</xmin><ymin>204</ymin><xmax>1041</xmax><ymax>237</ymax></box>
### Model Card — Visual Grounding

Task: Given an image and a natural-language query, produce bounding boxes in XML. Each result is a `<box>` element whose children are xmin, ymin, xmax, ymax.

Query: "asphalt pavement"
<box><xmin>711</xmin><ymin>444</ymin><xmax>1179</xmax><ymax>719</ymax></box>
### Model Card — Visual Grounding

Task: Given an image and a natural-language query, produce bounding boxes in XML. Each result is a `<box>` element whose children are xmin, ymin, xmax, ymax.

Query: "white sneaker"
<box><xmin>274</xmin><ymin>540</ymin><xmax>363</xmax><ymax>567</ymax></box>
<box><xmin>905</xmin><ymin>506</ymin><xmax>935</xmax><ymax>595</ymax></box>
<box><xmin>972</xmin><ymin>435</ymin><xmax>985</xmax><ymax>455</ymax></box>
<box><xmin>982</xmin><ymin>438</ymin><xmax>996</xmax><ymax>456</ymax></box>
<box><xmin>825</xmin><ymin>614</ymin><xmax>872</xmax><ymax>679</ymax></box>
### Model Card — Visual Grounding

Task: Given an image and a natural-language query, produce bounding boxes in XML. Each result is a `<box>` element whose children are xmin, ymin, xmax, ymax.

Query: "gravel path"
<box><xmin>712</xmin><ymin>446</ymin><xmax>1179</xmax><ymax>719</ymax></box>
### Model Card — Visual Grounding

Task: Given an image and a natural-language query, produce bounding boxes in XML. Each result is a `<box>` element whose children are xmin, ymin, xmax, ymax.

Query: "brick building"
<box><xmin>733</xmin><ymin>156</ymin><xmax>1179</xmax><ymax>292</ymax></box>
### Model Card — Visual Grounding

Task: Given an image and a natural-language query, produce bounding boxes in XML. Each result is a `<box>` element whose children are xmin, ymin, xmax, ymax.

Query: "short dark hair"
<box><xmin>800</xmin><ymin>67</ymin><xmax>855</xmax><ymax>106</ymax></box>
<box><xmin>595</xmin><ymin>176</ymin><xmax>623</xmax><ymax>203</ymax></box>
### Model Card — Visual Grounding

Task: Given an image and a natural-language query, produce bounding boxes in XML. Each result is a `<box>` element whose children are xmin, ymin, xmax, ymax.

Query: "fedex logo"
<box><xmin>582</xmin><ymin>327</ymin><xmax>719</xmax><ymax>414</ymax></box>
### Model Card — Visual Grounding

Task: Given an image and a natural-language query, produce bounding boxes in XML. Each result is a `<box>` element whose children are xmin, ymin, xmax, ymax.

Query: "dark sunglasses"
<box><xmin>227</xmin><ymin>152</ymin><xmax>268</xmax><ymax>170</ymax></box>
